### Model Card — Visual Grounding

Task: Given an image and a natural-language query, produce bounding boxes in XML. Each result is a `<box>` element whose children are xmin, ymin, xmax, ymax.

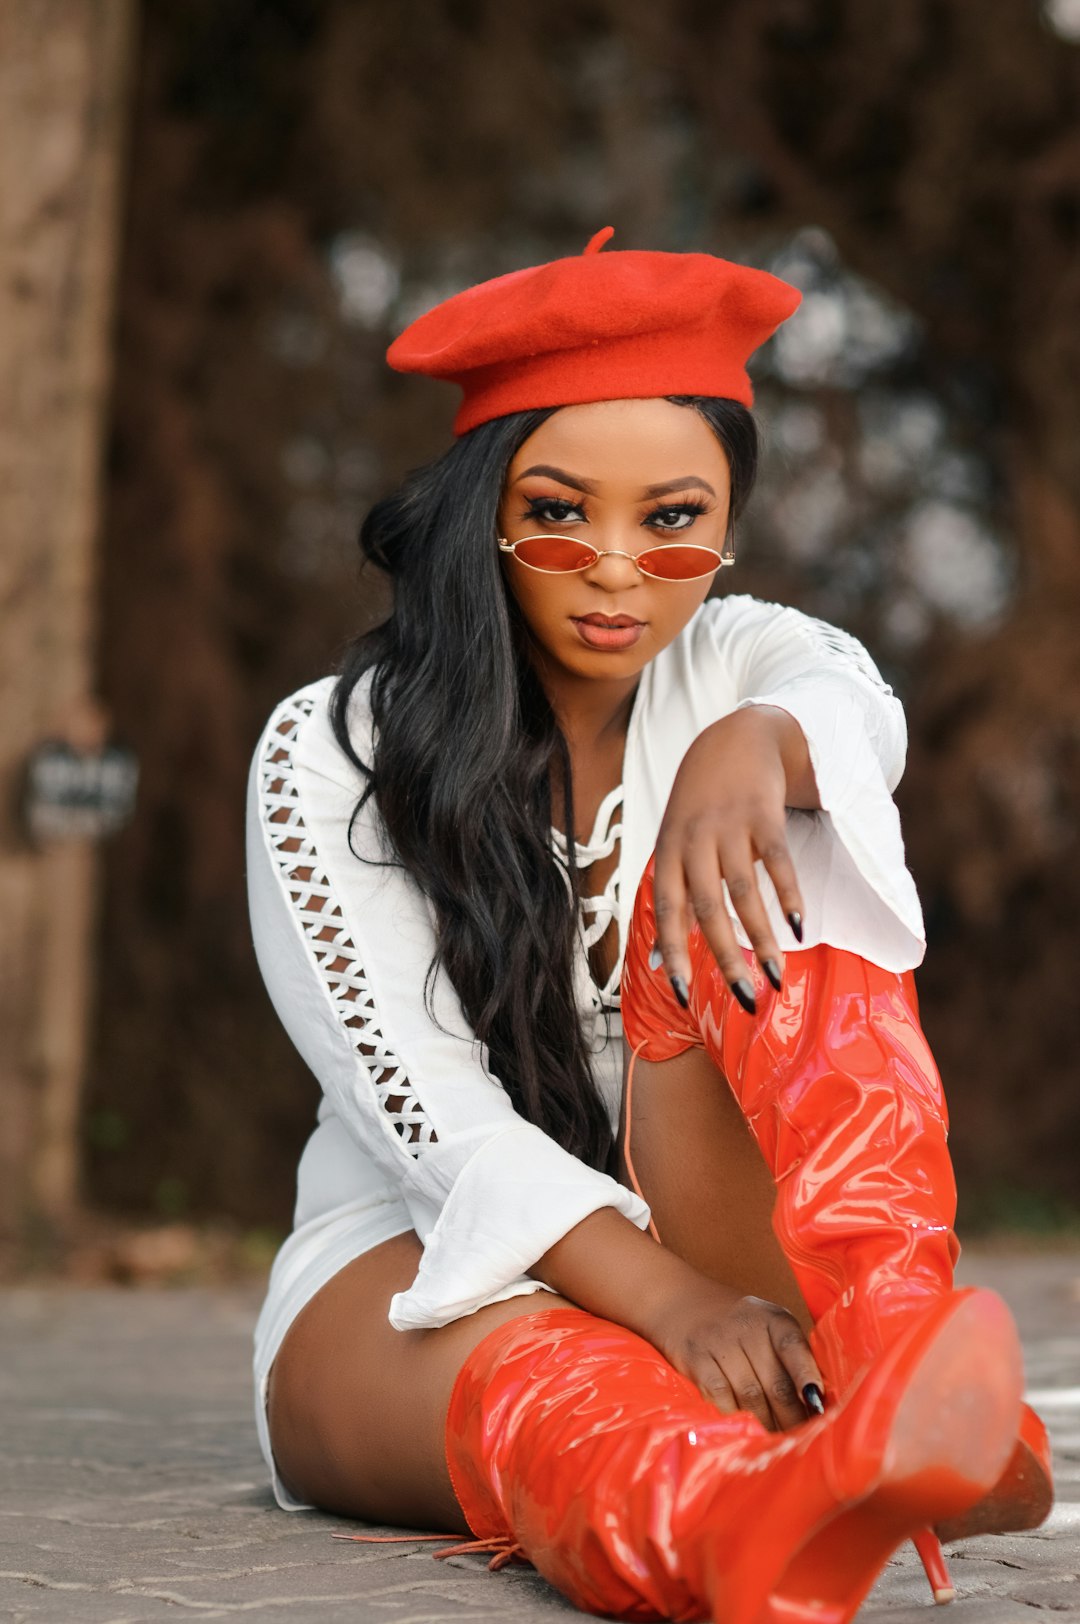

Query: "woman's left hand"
<box><xmin>651</xmin><ymin>706</ymin><xmax>819</xmax><ymax>1014</ymax></box>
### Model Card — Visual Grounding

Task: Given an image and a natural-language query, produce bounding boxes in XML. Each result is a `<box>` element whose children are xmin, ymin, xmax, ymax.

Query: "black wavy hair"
<box><xmin>329</xmin><ymin>397</ymin><xmax>759</xmax><ymax>1173</ymax></box>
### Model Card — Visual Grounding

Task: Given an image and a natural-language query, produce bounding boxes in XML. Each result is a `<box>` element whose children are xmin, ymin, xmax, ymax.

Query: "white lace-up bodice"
<box><xmin>551</xmin><ymin>782</ymin><xmax>624</xmax><ymax>1014</ymax></box>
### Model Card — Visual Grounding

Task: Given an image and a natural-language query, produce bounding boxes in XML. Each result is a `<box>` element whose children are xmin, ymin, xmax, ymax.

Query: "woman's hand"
<box><xmin>645</xmin><ymin>1281</ymin><xmax>825</xmax><ymax>1433</ymax></box>
<box><xmin>533</xmin><ymin>1208</ymin><xmax>824</xmax><ymax>1433</ymax></box>
<box><xmin>653</xmin><ymin>705</ymin><xmax>819</xmax><ymax>1014</ymax></box>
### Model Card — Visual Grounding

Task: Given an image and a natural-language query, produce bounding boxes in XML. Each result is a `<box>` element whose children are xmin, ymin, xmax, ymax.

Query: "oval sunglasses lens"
<box><xmin>512</xmin><ymin>535</ymin><xmax>598</xmax><ymax>570</ymax></box>
<box><xmin>637</xmin><ymin>545</ymin><xmax>723</xmax><ymax>580</ymax></box>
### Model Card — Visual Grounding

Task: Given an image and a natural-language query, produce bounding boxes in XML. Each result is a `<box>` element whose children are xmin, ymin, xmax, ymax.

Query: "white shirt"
<box><xmin>246</xmin><ymin>593</ymin><xmax>924</xmax><ymax>1341</ymax></box>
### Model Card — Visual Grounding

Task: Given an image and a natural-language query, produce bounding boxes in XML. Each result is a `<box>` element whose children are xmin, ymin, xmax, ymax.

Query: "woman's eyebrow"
<box><xmin>517</xmin><ymin>463</ymin><xmax>598</xmax><ymax>494</ymax></box>
<box><xmin>516</xmin><ymin>465</ymin><xmax>716</xmax><ymax>500</ymax></box>
<box><xmin>643</xmin><ymin>477</ymin><xmax>717</xmax><ymax>498</ymax></box>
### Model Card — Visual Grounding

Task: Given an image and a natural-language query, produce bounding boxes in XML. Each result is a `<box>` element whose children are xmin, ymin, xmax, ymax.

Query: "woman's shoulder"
<box><xmin>638</xmin><ymin>593</ymin><xmax>896</xmax><ymax>743</ymax></box>
<box><xmin>651</xmin><ymin>592</ymin><xmax>787</xmax><ymax>680</ymax></box>
<box><xmin>685</xmin><ymin>591</ymin><xmax>800</xmax><ymax>640</ymax></box>
<box><xmin>664</xmin><ymin>591</ymin><xmax>791</xmax><ymax>655</ymax></box>
<box><xmin>253</xmin><ymin>668</ymin><xmax>377</xmax><ymax>787</ymax></box>
<box><xmin>674</xmin><ymin>592</ymin><xmax>890</xmax><ymax>685</ymax></box>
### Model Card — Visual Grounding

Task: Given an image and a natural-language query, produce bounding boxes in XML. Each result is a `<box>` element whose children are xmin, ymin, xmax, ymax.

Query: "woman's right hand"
<box><xmin>643</xmin><ymin>1281</ymin><xmax>825</xmax><ymax>1434</ymax></box>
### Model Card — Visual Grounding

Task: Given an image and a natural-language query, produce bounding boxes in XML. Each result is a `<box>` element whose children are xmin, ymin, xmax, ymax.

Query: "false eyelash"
<box><xmin>645</xmin><ymin>500</ymin><xmax>710</xmax><ymax>524</ymax></box>
<box><xmin>521</xmin><ymin>495</ymin><xmax>584</xmax><ymax>522</ymax></box>
<box><xmin>520</xmin><ymin>496</ymin><xmax>713</xmax><ymax>525</ymax></box>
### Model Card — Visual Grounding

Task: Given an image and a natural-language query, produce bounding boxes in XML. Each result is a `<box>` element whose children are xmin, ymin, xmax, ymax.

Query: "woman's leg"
<box><xmin>265</xmin><ymin>1230</ymin><xmax>576</xmax><ymax>1530</ymax></box>
<box><xmin>619</xmin><ymin>854</ymin><xmax>1053</xmax><ymax>1548</ymax></box>
<box><xmin>269</xmin><ymin>1227</ymin><xmax>1023</xmax><ymax>1622</ymax></box>
<box><xmin>617</xmin><ymin>1044</ymin><xmax>811</xmax><ymax>1331</ymax></box>
<box><xmin>433</xmin><ymin>1285</ymin><xmax>1023</xmax><ymax>1621</ymax></box>
<box><xmin>619</xmin><ymin>854</ymin><xmax>970</xmax><ymax>1389</ymax></box>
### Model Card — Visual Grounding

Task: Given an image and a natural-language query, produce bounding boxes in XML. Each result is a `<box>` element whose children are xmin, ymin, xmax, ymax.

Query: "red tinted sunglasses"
<box><xmin>498</xmin><ymin>532</ymin><xmax>731</xmax><ymax>581</ymax></box>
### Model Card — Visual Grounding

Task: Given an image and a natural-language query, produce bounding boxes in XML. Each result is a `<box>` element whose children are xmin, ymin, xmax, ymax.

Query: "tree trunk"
<box><xmin>0</xmin><ymin>0</ymin><xmax>136</xmax><ymax>1252</ymax></box>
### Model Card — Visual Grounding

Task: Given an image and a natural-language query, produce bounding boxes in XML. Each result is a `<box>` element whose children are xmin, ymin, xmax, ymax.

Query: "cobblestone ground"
<box><xmin>1</xmin><ymin>1246</ymin><xmax>1078</xmax><ymax>1623</ymax></box>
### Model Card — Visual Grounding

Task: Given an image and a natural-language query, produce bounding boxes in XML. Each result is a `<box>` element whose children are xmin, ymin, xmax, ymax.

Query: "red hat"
<box><xmin>386</xmin><ymin>227</ymin><xmax>802</xmax><ymax>436</ymax></box>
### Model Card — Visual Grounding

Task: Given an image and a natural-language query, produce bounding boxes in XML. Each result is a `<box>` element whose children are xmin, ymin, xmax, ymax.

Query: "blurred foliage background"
<box><xmin>4</xmin><ymin>0</ymin><xmax>1080</xmax><ymax>1275</ymax></box>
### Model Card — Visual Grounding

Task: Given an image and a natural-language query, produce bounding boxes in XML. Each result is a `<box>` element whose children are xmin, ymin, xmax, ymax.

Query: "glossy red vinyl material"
<box><xmin>620</xmin><ymin>854</ymin><xmax>1054</xmax><ymax>1540</ymax></box>
<box><xmin>443</xmin><ymin>1296</ymin><xmax>1022</xmax><ymax>1622</ymax></box>
<box><xmin>701</xmin><ymin>944</ymin><xmax>956</xmax><ymax>1393</ymax></box>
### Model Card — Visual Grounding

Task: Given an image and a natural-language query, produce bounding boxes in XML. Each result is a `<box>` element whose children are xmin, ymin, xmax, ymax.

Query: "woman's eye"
<box><xmin>646</xmin><ymin>503</ymin><xmax>707</xmax><ymax>532</ymax></box>
<box><xmin>524</xmin><ymin>497</ymin><xmax>583</xmax><ymax>524</ymax></box>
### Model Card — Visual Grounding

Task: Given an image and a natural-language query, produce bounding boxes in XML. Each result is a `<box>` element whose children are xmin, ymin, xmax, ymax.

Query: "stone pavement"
<box><xmin>1</xmin><ymin>1245</ymin><xmax>1078</xmax><ymax>1624</ymax></box>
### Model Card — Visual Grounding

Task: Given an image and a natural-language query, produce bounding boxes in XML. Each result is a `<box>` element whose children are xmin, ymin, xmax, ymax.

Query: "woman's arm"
<box><xmin>651</xmin><ymin>597</ymin><xmax>921</xmax><ymax>1004</ymax></box>
<box><xmin>745</xmin><ymin>703</ymin><xmax>822</xmax><ymax>809</ymax></box>
<box><xmin>247</xmin><ymin>680</ymin><xmax>652</xmax><ymax>1333</ymax></box>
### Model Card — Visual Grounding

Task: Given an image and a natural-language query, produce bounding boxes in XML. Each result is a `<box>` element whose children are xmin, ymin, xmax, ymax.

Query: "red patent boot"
<box><xmin>620</xmin><ymin>876</ymin><xmax>1053</xmax><ymax>1599</ymax></box>
<box><xmin>444</xmin><ymin>1294</ymin><xmax>1022</xmax><ymax>1623</ymax></box>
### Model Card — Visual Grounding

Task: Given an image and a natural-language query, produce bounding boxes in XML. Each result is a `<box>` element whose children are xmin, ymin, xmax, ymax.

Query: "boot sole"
<box><xmin>746</xmin><ymin>1288</ymin><xmax>1023</xmax><ymax>1624</ymax></box>
<box><xmin>935</xmin><ymin>1403</ymin><xmax>1054</xmax><ymax>1540</ymax></box>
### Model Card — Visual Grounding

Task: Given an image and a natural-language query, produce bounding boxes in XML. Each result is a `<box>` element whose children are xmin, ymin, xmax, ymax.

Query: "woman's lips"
<box><xmin>572</xmin><ymin>615</ymin><xmax>646</xmax><ymax>651</ymax></box>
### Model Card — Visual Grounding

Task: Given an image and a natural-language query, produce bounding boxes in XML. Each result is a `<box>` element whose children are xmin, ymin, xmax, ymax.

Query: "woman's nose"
<box><xmin>581</xmin><ymin>540</ymin><xmax>642</xmax><ymax>584</ymax></box>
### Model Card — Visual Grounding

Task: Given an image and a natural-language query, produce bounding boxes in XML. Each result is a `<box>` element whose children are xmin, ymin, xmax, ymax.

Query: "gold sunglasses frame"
<box><xmin>497</xmin><ymin>532</ymin><xmax>734</xmax><ymax>580</ymax></box>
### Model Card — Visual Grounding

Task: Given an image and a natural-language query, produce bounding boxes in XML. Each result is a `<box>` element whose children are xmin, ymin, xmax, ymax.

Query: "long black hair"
<box><xmin>329</xmin><ymin>397</ymin><xmax>759</xmax><ymax>1173</ymax></box>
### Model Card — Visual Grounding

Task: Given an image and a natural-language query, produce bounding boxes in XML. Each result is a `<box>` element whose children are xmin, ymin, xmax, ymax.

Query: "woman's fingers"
<box><xmin>654</xmin><ymin>832</ymin><xmax>758</xmax><ymax>1011</ymax></box>
<box><xmin>679</xmin><ymin>840</ymin><xmax>758</xmax><ymax>1010</ymax></box>
<box><xmin>661</xmin><ymin>838</ymin><xmax>783</xmax><ymax>1013</ymax></box>
<box><xmin>721</xmin><ymin>1303</ymin><xmax>824</xmax><ymax>1432</ymax></box>
<box><xmin>653</xmin><ymin>711</ymin><xmax>811</xmax><ymax>996</ymax></box>
<box><xmin>694</xmin><ymin>1346</ymin><xmax>777</xmax><ymax>1433</ymax></box>
<box><xmin>651</xmin><ymin>836</ymin><xmax>695</xmax><ymax>1008</ymax></box>
<box><xmin>708</xmin><ymin>834</ymin><xmax>783</xmax><ymax>998</ymax></box>
<box><xmin>765</xmin><ymin>1305</ymin><xmax>826</xmax><ymax>1427</ymax></box>
<box><xmin>750</xmin><ymin>817</ymin><xmax>806</xmax><ymax>951</ymax></box>
<box><xmin>687</xmin><ymin>1355</ymin><xmax>740</xmax><ymax>1419</ymax></box>
<box><xmin>655</xmin><ymin>819</ymin><xmax>807</xmax><ymax>1013</ymax></box>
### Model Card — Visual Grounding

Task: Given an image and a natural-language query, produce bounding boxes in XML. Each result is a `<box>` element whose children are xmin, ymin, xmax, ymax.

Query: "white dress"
<box><xmin>246</xmin><ymin>592</ymin><xmax>925</xmax><ymax>1510</ymax></box>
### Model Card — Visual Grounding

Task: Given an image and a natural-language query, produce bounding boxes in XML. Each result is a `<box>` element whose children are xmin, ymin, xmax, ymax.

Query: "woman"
<box><xmin>246</xmin><ymin>230</ymin><xmax>1047</xmax><ymax>1621</ymax></box>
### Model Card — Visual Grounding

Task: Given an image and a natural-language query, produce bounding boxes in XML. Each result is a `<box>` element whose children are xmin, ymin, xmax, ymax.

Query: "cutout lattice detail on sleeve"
<box><xmin>258</xmin><ymin>691</ymin><xmax>437</xmax><ymax>1155</ymax></box>
<box><xmin>795</xmin><ymin>610</ymin><xmax>895</xmax><ymax>697</ymax></box>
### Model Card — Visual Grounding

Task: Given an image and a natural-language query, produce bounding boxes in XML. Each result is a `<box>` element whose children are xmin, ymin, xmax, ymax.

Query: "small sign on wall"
<box><xmin>23</xmin><ymin>741</ymin><xmax>139</xmax><ymax>844</ymax></box>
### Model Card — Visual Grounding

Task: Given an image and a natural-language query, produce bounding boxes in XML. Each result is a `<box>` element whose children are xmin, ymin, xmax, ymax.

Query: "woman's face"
<box><xmin>497</xmin><ymin>397</ymin><xmax>732</xmax><ymax>686</ymax></box>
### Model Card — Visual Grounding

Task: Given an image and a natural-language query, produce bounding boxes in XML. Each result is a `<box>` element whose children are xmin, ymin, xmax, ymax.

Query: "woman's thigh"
<box><xmin>266</xmin><ymin>1230</ymin><xmax>575</xmax><ymax>1530</ymax></box>
<box><xmin>621</xmin><ymin>1047</ymin><xmax>812</xmax><ymax>1331</ymax></box>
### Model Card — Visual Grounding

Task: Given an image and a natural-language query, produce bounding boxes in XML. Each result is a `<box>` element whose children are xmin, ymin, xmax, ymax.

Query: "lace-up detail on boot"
<box><xmin>330</xmin><ymin>1530</ymin><xmax>527</xmax><ymax>1571</ymax></box>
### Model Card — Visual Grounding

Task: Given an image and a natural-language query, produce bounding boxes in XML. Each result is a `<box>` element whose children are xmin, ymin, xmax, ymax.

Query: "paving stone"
<box><xmin>0</xmin><ymin>1247</ymin><xmax>1077</xmax><ymax>1622</ymax></box>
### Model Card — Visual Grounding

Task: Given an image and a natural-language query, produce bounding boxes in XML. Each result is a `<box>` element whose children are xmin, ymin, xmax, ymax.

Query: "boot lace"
<box><xmin>331</xmin><ymin>1530</ymin><xmax>528</xmax><ymax>1572</ymax></box>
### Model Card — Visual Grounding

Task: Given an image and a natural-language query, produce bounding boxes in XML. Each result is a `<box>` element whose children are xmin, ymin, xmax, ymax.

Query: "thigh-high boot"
<box><xmin>443</xmin><ymin>1296</ymin><xmax>1021</xmax><ymax>1623</ymax></box>
<box><xmin>620</xmin><ymin>882</ymin><xmax>1052</xmax><ymax>1589</ymax></box>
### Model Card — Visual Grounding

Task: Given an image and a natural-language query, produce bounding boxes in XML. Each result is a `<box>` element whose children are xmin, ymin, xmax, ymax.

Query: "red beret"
<box><xmin>386</xmin><ymin>227</ymin><xmax>802</xmax><ymax>436</ymax></box>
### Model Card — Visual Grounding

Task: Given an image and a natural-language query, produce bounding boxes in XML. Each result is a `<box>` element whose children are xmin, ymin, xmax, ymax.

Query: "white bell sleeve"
<box><xmin>246</xmin><ymin>678</ymin><xmax>650</xmax><ymax>1332</ymax></box>
<box><xmin>702</xmin><ymin>595</ymin><xmax>926</xmax><ymax>971</ymax></box>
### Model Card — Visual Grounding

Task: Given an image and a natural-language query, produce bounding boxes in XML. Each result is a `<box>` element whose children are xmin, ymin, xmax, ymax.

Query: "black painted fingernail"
<box><xmin>730</xmin><ymin>978</ymin><xmax>757</xmax><ymax>1015</ymax></box>
<box><xmin>763</xmin><ymin>957</ymin><xmax>783</xmax><ymax>993</ymax></box>
<box><xmin>802</xmin><ymin>1383</ymin><xmax>826</xmax><ymax>1416</ymax></box>
<box><xmin>787</xmin><ymin>911</ymin><xmax>803</xmax><ymax>943</ymax></box>
<box><xmin>648</xmin><ymin>943</ymin><xmax>664</xmax><ymax>972</ymax></box>
<box><xmin>669</xmin><ymin>974</ymin><xmax>690</xmax><ymax>1010</ymax></box>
